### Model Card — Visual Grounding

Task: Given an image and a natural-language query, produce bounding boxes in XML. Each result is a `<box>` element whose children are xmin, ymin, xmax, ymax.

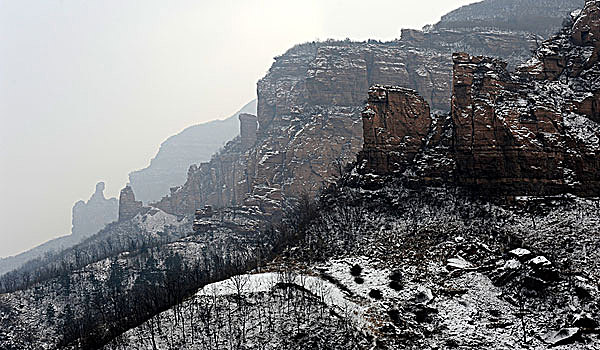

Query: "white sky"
<box><xmin>0</xmin><ymin>0</ymin><xmax>480</xmax><ymax>258</ymax></box>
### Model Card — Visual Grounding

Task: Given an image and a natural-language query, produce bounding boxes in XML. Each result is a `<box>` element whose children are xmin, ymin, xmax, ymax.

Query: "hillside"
<box><xmin>0</xmin><ymin>101</ymin><xmax>255</xmax><ymax>278</ymax></box>
<box><xmin>110</xmin><ymin>1</ymin><xmax>600</xmax><ymax>348</ymax></box>
<box><xmin>0</xmin><ymin>1</ymin><xmax>597</xmax><ymax>349</ymax></box>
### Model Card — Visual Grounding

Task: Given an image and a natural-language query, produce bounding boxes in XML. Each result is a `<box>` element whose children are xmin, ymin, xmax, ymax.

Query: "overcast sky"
<box><xmin>0</xmin><ymin>0</ymin><xmax>480</xmax><ymax>258</ymax></box>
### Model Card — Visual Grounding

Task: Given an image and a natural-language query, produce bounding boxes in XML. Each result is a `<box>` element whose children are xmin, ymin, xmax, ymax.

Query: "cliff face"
<box><xmin>128</xmin><ymin>100</ymin><xmax>256</xmax><ymax>204</ymax></box>
<box><xmin>360</xmin><ymin>86</ymin><xmax>432</xmax><ymax>175</ymax></box>
<box><xmin>436</xmin><ymin>0</ymin><xmax>585</xmax><ymax>38</ymax></box>
<box><xmin>71</xmin><ymin>182</ymin><xmax>118</xmax><ymax>237</ymax></box>
<box><xmin>153</xmin><ymin>0</ymin><xmax>584</xmax><ymax>217</ymax></box>
<box><xmin>118</xmin><ymin>185</ymin><xmax>144</xmax><ymax>221</ymax></box>
<box><xmin>453</xmin><ymin>0</ymin><xmax>600</xmax><ymax>195</ymax></box>
<box><xmin>360</xmin><ymin>1</ymin><xmax>600</xmax><ymax>196</ymax></box>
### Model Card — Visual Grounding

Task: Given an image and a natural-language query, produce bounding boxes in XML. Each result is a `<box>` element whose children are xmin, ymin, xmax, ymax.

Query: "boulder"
<box><xmin>544</xmin><ymin>327</ymin><xmax>582</xmax><ymax>345</ymax></box>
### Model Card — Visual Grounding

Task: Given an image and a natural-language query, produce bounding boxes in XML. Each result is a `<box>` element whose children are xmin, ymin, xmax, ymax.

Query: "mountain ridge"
<box><xmin>0</xmin><ymin>1</ymin><xmax>597</xmax><ymax>349</ymax></box>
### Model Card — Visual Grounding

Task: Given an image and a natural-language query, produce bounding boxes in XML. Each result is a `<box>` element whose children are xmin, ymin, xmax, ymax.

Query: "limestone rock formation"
<box><xmin>128</xmin><ymin>100</ymin><xmax>256</xmax><ymax>204</ymax></box>
<box><xmin>360</xmin><ymin>86</ymin><xmax>432</xmax><ymax>175</ymax></box>
<box><xmin>359</xmin><ymin>1</ymin><xmax>600</xmax><ymax>196</ymax></box>
<box><xmin>155</xmin><ymin>0</ymin><xmax>585</xmax><ymax>217</ymax></box>
<box><xmin>453</xmin><ymin>1</ymin><xmax>600</xmax><ymax>195</ymax></box>
<box><xmin>118</xmin><ymin>185</ymin><xmax>144</xmax><ymax>221</ymax></box>
<box><xmin>239</xmin><ymin>113</ymin><xmax>258</xmax><ymax>150</ymax></box>
<box><xmin>72</xmin><ymin>182</ymin><xmax>118</xmax><ymax>237</ymax></box>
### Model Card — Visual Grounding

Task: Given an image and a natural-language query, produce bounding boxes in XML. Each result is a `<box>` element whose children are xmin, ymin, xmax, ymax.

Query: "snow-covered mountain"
<box><xmin>0</xmin><ymin>1</ymin><xmax>598</xmax><ymax>349</ymax></box>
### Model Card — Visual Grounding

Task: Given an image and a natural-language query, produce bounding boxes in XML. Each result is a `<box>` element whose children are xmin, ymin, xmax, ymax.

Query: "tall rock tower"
<box><xmin>239</xmin><ymin>113</ymin><xmax>258</xmax><ymax>150</ymax></box>
<box><xmin>118</xmin><ymin>185</ymin><xmax>143</xmax><ymax>221</ymax></box>
<box><xmin>71</xmin><ymin>182</ymin><xmax>118</xmax><ymax>237</ymax></box>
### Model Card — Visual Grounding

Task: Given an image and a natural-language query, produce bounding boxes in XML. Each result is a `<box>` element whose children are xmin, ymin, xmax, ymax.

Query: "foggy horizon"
<box><xmin>0</xmin><ymin>0</ymin><xmax>480</xmax><ymax>258</ymax></box>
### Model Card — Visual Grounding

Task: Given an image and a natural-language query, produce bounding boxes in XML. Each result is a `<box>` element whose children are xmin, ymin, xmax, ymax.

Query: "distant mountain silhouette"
<box><xmin>129</xmin><ymin>99</ymin><xmax>257</xmax><ymax>204</ymax></box>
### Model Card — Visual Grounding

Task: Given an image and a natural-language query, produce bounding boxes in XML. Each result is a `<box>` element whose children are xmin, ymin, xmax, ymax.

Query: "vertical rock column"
<box><xmin>359</xmin><ymin>85</ymin><xmax>432</xmax><ymax>174</ymax></box>
<box><xmin>239</xmin><ymin>113</ymin><xmax>258</xmax><ymax>150</ymax></box>
<box><xmin>118</xmin><ymin>185</ymin><xmax>143</xmax><ymax>221</ymax></box>
<box><xmin>72</xmin><ymin>182</ymin><xmax>118</xmax><ymax>237</ymax></box>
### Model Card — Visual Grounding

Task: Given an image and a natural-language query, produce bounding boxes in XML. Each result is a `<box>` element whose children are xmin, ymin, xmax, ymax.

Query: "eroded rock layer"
<box><xmin>360</xmin><ymin>1</ymin><xmax>600</xmax><ymax>196</ymax></box>
<box><xmin>359</xmin><ymin>86</ymin><xmax>432</xmax><ymax>174</ymax></box>
<box><xmin>153</xmin><ymin>1</ymin><xmax>585</xmax><ymax>216</ymax></box>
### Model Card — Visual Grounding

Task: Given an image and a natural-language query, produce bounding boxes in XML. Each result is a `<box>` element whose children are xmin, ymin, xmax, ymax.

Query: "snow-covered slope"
<box><xmin>105</xmin><ymin>177</ymin><xmax>600</xmax><ymax>349</ymax></box>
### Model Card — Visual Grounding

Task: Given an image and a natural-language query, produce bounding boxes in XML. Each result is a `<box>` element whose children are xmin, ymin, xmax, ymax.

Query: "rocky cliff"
<box><xmin>71</xmin><ymin>182</ymin><xmax>118</xmax><ymax>237</ymax></box>
<box><xmin>436</xmin><ymin>0</ymin><xmax>585</xmax><ymax>38</ymax></box>
<box><xmin>359</xmin><ymin>0</ymin><xmax>600</xmax><ymax>197</ymax></box>
<box><xmin>118</xmin><ymin>185</ymin><xmax>144</xmax><ymax>221</ymax></box>
<box><xmin>152</xmin><ymin>0</ymin><xmax>584</xmax><ymax>218</ymax></box>
<box><xmin>128</xmin><ymin>100</ymin><xmax>256</xmax><ymax>204</ymax></box>
<box><xmin>360</xmin><ymin>86</ymin><xmax>433</xmax><ymax>175</ymax></box>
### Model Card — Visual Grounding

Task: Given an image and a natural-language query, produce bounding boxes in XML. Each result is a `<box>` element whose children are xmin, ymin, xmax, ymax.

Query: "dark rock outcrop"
<box><xmin>239</xmin><ymin>113</ymin><xmax>258</xmax><ymax>150</ymax></box>
<box><xmin>359</xmin><ymin>1</ymin><xmax>600</xmax><ymax>197</ymax></box>
<box><xmin>118</xmin><ymin>185</ymin><xmax>144</xmax><ymax>221</ymax></box>
<box><xmin>71</xmin><ymin>182</ymin><xmax>118</xmax><ymax>237</ymax></box>
<box><xmin>360</xmin><ymin>86</ymin><xmax>432</xmax><ymax>175</ymax></box>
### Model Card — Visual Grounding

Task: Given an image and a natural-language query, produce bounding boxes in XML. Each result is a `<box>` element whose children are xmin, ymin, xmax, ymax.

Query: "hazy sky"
<box><xmin>0</xmin><ymin>0</ymin><xmax>479</xmax><ymax>258</ymax></box>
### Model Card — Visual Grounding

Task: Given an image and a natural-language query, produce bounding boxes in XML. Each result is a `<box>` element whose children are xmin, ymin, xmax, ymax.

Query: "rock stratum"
<box><xmin>359</xmin><ymin>0</ymin><xmax>600</xmax><ymax>196</ymax></box>
<box><xmin>153</xmin><ymin>0</ymin><xmax>584</xmax><ymax>218</ymax></box>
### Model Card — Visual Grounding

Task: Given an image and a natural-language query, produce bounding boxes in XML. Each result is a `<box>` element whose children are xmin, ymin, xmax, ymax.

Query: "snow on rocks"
<box><xmin>133</xmin><ymin>207</ymin><xmax>181</xmax><ymax>235</ymax></box>
<box><xmin>446</xmin><ymin>256</ymin><xmax>474</xmax><ymax>270</ymax></box>
<box><xmin>544</xmin><ymin>327</ymin><xmax>582</xmax><ymax>346</ymax></box>
<box><xmin>508</xmin><ymin>248</ymin><xmax>532</xmax><ymax>260</ymax></box>
<box><xmin>528</xmin><ymin>255</ymin><xmax>552</xmax><ymax>268</ymax></box>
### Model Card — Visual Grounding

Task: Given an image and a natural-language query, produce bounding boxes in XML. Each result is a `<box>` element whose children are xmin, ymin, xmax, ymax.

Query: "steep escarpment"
<box><xmin>436</xmin><ymin>0</ymin><xmax>585</xmax><ymax>37</ymax></box>
<box><xmin>1</xmin><ymin>2</ymin><xmax>597</xmax><ymax>350</ymax></box>
<box><xmin>154</xmin><ymin>0</ymin><xmax>580</xmax><ymax>218</ymax></box>
<box><xmin>359</xmin><ymin>1</ymin><xmax>600</xmax><ymax>197</ymax></box>
<box><xmin>128</xmin><ymin>100</ymin><xmax>256</xmax><ymax>204</ymax></box>
<box><xmin>454</xmin><ymin>0</ymin><xmax>600</xmax><ymax>196</ymax></box>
